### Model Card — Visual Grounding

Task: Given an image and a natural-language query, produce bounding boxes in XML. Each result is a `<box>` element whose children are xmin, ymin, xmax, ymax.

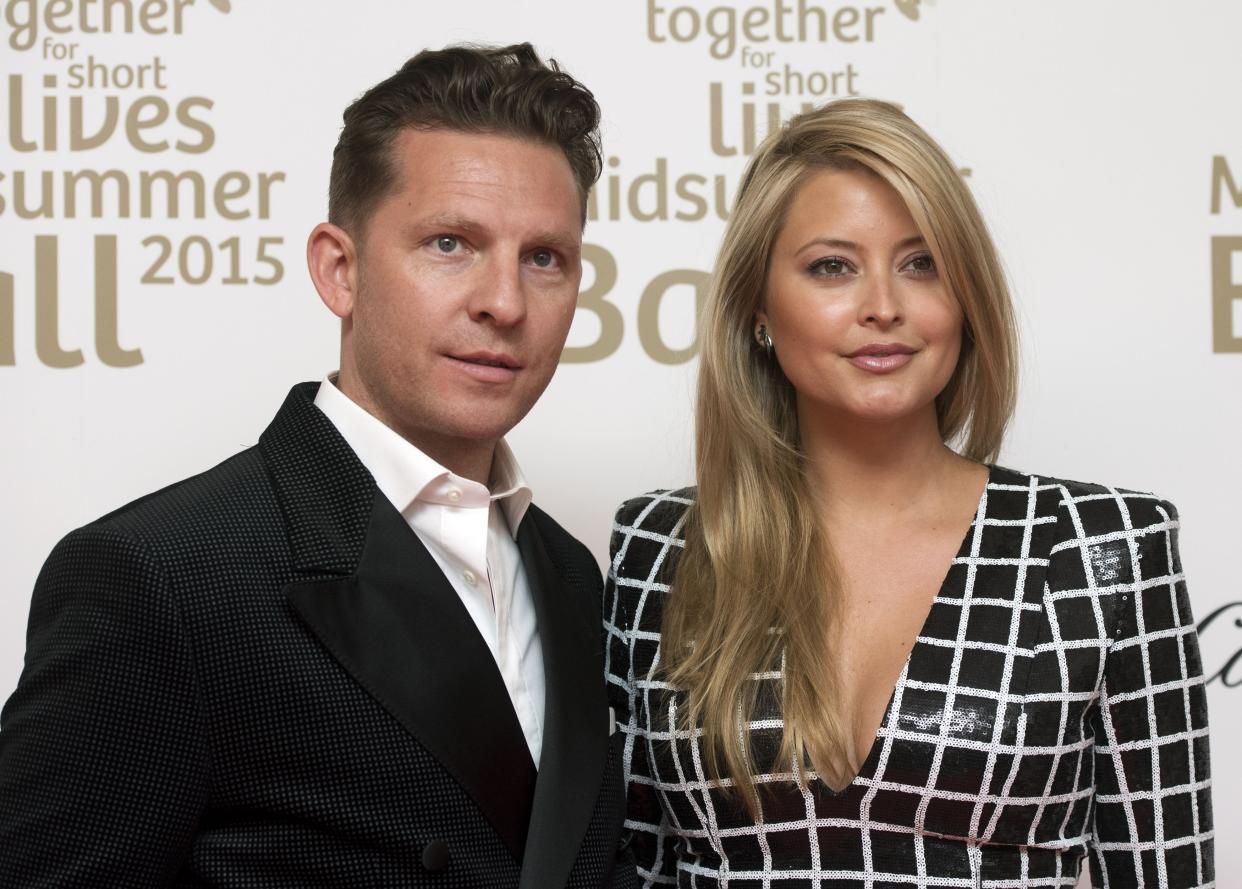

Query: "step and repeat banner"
<box><xmin>2</xmin><ymin>0</ymin><xmax>1240</xmax><ymax>881</ymax></box>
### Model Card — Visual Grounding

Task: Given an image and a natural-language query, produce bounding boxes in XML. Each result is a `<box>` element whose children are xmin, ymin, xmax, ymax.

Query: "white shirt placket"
<box><xmin>440</xmin><ymin>490</ymin><xmax>493</xmax><ymax>639</ymax></box>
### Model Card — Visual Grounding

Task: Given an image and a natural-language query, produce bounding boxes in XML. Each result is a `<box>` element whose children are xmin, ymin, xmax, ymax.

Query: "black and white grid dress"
<box><xmin>603</xmin><ymin>466</ymin><xmax>1214</xmax><ymax>888</ymax></box>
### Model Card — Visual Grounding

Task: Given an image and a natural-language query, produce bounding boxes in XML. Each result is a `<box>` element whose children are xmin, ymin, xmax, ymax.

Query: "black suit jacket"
<box><xmin>0</xmin><ymin>382</ymin><xmax>630</xmax><ymax>888</ymax></box>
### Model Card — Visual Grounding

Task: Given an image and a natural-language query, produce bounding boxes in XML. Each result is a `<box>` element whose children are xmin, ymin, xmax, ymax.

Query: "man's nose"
<box><xmin>467</xmin><ymin>254</ymin><xmax>527</xmax><ymax>327</ymax></box>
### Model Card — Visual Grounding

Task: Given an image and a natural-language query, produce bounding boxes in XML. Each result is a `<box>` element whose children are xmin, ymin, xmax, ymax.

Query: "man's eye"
<box><xmin>809</xmin><ymin>257</ymin><xmax>851</xmax><ymax>276</ymax></box>
<box><xmin>529</xmin><ymin>249</ymin><xmax>556</xmax><ymax>268</ymax></box>
<box><xmin>434</xmin><ymin>235</ymin><xmax>460</xmax><ymax>253</ymax></box>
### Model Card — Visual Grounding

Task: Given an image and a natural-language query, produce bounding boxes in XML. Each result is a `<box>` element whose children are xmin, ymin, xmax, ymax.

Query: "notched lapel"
<box><xmin>518</xmin><ymin>515</ymin><xmax>610</xmax><ymax>889</ymax></box>
<box><xmin>286</xmin><ymin>491</ymin><xmax>536</xmax><ymax>863</ymax></box>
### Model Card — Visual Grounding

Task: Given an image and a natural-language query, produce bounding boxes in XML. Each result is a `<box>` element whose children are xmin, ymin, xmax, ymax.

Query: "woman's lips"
<box><xmin>844</xmin><ymin>344</ymin><xmax>917</xmax><ymax>374</ymax></box>
<box><xmin>846</xmin><ymin>352</ymin><xmax>914</xmax><ymax>373</ymax></box>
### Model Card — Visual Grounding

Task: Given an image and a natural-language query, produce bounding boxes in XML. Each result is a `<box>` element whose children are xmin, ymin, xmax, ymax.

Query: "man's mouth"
<box><xmin>447</xmin><ymin>351</ymin><xmax>522</xmax><ymax>383</ymax></box>
<box><xmin>451</xmin><ymin>351</ymin><xmax>520</xmax><ymax>369</ymax></box>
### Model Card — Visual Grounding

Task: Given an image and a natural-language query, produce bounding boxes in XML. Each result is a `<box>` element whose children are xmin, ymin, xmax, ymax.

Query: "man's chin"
<box><xmin>424</xmin><ymin>405</ymin><xmax>532</xmax><ymax>445</ymax></box>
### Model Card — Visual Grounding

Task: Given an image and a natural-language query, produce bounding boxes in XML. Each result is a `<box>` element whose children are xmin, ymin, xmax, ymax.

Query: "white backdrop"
<box><xmin>2</xmin><ymin>1</ymin><xmax>1240</xmax><ymax>882</ymax></box>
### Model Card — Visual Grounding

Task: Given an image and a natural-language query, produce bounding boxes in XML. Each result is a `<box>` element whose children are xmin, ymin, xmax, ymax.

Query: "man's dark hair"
<box><xmin>328</xmin><ymin>42</ymin><xmax>602</xmax><ymax>235</ymax></box>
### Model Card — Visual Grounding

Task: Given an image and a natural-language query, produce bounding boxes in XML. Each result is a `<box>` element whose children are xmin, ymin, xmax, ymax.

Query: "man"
<box><xmin>0</xmin><ymin>44</ymin><xmax>630</xmax><ymax>888</ymax></box>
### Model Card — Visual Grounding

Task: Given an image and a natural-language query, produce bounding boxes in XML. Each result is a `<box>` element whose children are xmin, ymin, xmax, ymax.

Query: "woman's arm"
<box><xmin>1087</xmin><ymin>497</ymin><xmax>1214</xmax><ymax>887</ymax></box>
<box><xmin>604</xmin><ymin>502</ymin><xmax>680</xmax><ymax>887</ymax></box>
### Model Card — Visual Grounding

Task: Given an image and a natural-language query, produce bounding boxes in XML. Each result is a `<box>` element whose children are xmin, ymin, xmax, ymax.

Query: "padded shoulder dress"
<box><xmin>603</xmin><ymin>465</ymin><xmax>1214</xmax><ymax>888</ymax></box>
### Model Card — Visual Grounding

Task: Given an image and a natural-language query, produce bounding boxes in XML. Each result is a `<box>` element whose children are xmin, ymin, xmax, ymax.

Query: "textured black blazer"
<box><xmin>604</xmin><ymin>466</ymin><xmax>1213</xmax><ymax>888</ymax></box>
<box><xmin>0</xmin><ymin>382</ymin><xmax>628</xmax><ymax>888</ymax></box>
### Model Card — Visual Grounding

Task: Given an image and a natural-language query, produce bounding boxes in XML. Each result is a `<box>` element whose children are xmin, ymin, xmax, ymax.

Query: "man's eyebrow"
<box><xmin>531</xmin><ymin>230</ymin><xmax>582</xmax><ymax>254</ymax></box>
<box><xmin>418</xmin><ymin>213</ymin><xmax>485</xmax><ymax>235</ymax></box>
<box><xmin>414</xmin><ymin>215</ymin><xmax>580</xmax><ymax>253</ymax></box>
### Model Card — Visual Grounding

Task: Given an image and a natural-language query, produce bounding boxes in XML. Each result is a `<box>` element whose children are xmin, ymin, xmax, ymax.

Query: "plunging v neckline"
<box><xmin>820</xmin><ymin>463</ymin><xmax>994</xmax><ymax>796</ymax></box>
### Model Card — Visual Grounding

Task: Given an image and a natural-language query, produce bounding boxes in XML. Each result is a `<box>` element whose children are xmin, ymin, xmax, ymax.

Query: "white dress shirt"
<box><xmin>313</xmin><ymin>376</ymin><xmax>546</xmax><ymax>766</ymax></box>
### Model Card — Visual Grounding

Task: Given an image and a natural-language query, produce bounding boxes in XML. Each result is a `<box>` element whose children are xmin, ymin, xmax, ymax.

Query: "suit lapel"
<box><xmin>259</xmin><ymin>382</ymin><xmax>375</xmax><ymax>576</ymax></box>
<box><xmin>517</xmin><ymin>513</ymin><xmax>609</xmax><ymax>889</ymax></box>
<box><xmin>287</xmin><ymin>491</ymin><xmax>537</xmax><ymax>861</ymax></box>
<box><xmin>261</xmin><ymin>384</ymin><xmax>537</xmax><ymax>862</ymax></box>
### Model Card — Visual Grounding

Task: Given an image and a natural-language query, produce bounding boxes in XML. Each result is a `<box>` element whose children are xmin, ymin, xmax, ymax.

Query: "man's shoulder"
<box><xmin>79</xmin><ymin>382</ymin><xmax>335</xmax><ymax>552</ymax></box>
<box><xmin>32</xmin><ymin>443</ymin><xmax>286</xmax><ymax>613</ymax></box>
<box><xmin>80</xmin><ymin>444</ymin><xmax>278</xmax><ymax>558</ymax></box>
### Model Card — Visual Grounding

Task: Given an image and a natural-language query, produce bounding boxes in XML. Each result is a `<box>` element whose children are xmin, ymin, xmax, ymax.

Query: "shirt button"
<box><xmin>447</xmin><ymin>488</ymin><xmax>462</xmax><ymax>503</ymax></box>
<box><xmin>462</xmin><ymin>569</ymin><xmax>477</xmax><ymax>586</ymax></box>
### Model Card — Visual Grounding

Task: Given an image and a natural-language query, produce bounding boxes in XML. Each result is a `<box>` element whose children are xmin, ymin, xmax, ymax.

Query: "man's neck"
<box><xmin>414</xmin><ymin>437</ymin><xmax>496</xmax><ymax>487</ymax></box>
<box><xmin>331</xmin><ymin>374</ymin><xmax>497</xmax><ymax>487</ymax></box>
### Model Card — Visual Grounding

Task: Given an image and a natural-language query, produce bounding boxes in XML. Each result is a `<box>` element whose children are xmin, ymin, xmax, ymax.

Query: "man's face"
<box><xmin>340</xmin><ymin>128</ymin><xmax>583</xmax><ymax>458</ymax></box>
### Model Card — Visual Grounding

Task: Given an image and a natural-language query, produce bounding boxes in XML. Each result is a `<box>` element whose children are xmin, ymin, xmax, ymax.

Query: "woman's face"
<box><xmin>758</xmin><ymin>167</ymin><xmax>963</xmax><ymax>430</ymax></box>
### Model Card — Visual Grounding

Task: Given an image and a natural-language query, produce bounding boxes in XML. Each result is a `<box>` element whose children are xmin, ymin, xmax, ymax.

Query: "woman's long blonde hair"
<box><xmin>662</xmin><ymin>98</ymin><xmax>1019</xmax><ymax>808</ymax></box>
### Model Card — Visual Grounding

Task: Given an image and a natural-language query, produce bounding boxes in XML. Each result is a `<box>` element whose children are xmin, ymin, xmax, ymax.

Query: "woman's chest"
<box><xmin>632</xmin><ymin>518</ymin><xmax>1119</xmax><ymax>848</ymax></box>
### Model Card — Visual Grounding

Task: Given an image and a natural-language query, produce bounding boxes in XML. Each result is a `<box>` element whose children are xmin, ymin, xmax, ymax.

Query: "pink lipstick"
<box><xmin>844</xmin><ymin>343</ymin><xmax>917</xmax><ymax>374</ymax></box>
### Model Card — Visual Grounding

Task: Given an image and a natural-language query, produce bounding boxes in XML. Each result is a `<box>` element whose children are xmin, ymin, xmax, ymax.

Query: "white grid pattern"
<box><xmin>603</xmin><ymin>467</ymin><xmax>1214</xmax><ymax>888</ymax></box>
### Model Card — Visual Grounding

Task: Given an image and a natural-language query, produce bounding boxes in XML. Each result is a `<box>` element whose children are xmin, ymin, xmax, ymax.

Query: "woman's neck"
<box><xmin>798</xmin><ymin>403</ymin><xmax>980</xmax><ymax>527</ymax></box>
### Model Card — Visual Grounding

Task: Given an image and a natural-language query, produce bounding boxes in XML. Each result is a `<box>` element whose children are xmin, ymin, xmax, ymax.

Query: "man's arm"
<box><xmin>0</xmin><ymin>523</ymin><xmax>209</xmax><ymax>887</ymax></box>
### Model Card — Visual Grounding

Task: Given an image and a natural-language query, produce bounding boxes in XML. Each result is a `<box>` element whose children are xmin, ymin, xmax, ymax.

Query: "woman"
<box><xmin>603</xmin><ymin>99</ymin><xmax>1213</xmax><ymax>888</ymax></box>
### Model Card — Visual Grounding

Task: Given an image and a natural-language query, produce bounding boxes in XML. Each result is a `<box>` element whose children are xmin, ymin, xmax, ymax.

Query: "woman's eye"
<box><xmin>809</xmin><ymin>257</ymin><xmax>851</xmax><ymax>277</ymax></box>
<box><xmin>905</xmin><ymin>253</ymin><xmax>937</xmax><ymax>275</ymax></box>
<box><xmin>529</xmin><ymin>249</ymin><xmax>557</xmax><ymax>269</ymax></box>
<box><xmin>434</xmin><ymin>235</ymin><xmax>460</xmax><ymax>253</ymax></box>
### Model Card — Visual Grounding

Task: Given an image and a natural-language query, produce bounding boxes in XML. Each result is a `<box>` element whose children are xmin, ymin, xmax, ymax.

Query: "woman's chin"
<box><xmin>835</xmin><ymin>397</ymin><xmax>934</xmax><ymax>428</ymax></box>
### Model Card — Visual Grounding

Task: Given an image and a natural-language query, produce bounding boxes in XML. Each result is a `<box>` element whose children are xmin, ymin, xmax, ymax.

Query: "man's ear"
<box><xmin>307</xmin><ymin>222</ymin><xmax>359</xmax><ymax>319</ymax></box>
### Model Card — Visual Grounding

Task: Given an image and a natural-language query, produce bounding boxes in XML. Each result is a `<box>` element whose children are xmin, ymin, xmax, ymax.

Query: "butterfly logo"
<box><xmin>207</xmin><ymin>0</ymin><xmax>231</xmax><ymax>12</ymax></box>
<box><xmin>894</xmin><ymin>0</ymin><xmax>936</xmax><ymax>21</ymax></box>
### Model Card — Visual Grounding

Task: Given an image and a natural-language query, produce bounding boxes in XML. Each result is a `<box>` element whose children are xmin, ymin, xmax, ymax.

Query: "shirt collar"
<box><xmin>312</xmin><ymin>375</ymin><xmax>533</xmax><ymax>536</ymax></box>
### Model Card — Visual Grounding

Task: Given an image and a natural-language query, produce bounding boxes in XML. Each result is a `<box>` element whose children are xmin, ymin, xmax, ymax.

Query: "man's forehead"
<box><xmin>390</xmin><ymin>128</ymin><xmax>569</xmax><ymax>179</ymax></box>
<box><xmin>384</xmin><ymin>128</ymin><xmax>583</xmax><ymax>232</ymax></box>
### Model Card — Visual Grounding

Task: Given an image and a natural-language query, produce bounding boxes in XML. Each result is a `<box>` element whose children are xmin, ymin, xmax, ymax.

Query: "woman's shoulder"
<box><xmin>611</xmin><ymin>487</ymin><xmax>697</xmax><ymax>540</ymax></box>
<box><xmin>607</xmin><ymin>487</ymin><xmax>697</xmax><ymax>584</ymax></box>
<box><xmin>990</xmin><ymin>464</ymin><xmax>1178</xmax><ymax>543</ymax></box>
